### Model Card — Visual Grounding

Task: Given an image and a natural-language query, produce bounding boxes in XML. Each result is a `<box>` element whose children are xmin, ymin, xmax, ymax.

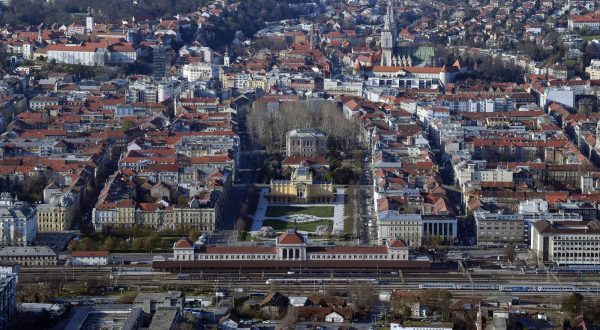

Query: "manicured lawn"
<box><xmin>262</xmin><ymin>219</ymin><xmax>333</xmax><ymax>232</ymax></box>
<box><xmin>265</xmin><ymin>205</ymin><xmax>334</xmax><ymax>218</ymax></box>
<box><xmin>582</xmin><ymin>35</ymin><xmax>600</xmax><ymax>41</ymax></box>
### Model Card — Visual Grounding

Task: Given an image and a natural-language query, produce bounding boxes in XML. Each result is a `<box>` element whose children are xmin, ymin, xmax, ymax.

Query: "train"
<box><xmin>266</xmin><ymin>278</ymin><xmax>379</xmax><ymax>285</ymax></box>
<box><xmin>418</xmin><ymin>283</ymin><xmax>600</xmax><ymax>293</ymax></box>
<box><xmin>551</xmin><ymin>265</ymin><xmax>600</xmax><ymax>274</ymax></box>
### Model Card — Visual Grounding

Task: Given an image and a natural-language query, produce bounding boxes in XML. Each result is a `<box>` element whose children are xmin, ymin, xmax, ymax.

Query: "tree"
<box><xmin>78</xmin><ymin>237</ymin><xmax>97</xmax><ymax>251</ymax></box>
<box><xmin>280</xmin><ymin>307</ymin><xmax>298</xmax><ymax>329</ymax></box>
<box><xmin>350</xmin><ymin>283</ymin><xmax>379</xmax><ymax>311</ymax></box>
<box><xmin>332</xmin><ymin>166</ymin><xmax>356</xmax><ymax>184</ymax></box>
<box><xmin>117</xmin><ymin>292</ymin><xmax>138</xmax><ymax>304</ymax></box>
<box><xmin>582</xmin><ymin>297</ymin><xmax>600</xmax><ymax>322</ymax></box>
<box><xmin>503</xmin><ymin>245</ymin><xmax>516</xmax><ymax>264</ymax></box>
<box><xmin>121</xmin><ymin>119</ymin><xmax>137</xmax><ymax>131</ymax></box>
<box><xmin>67</xmin><ymin>240</ymin><xmax>78</xmax><ymax>251</ymax></box>
<box><xmin>562</xmin><ymin>293</ymin><xmax>584</xmax><ymax>315</ymax></box>
<box><xmin>131</xmin><ymin>237</ymin><xmax>145</xmax><ymax>251</ymax></box>
<box><xmin>103</xmin><ymin>237</ymin><xmax>118</xmax><ymax>252</ymax></box>
<box><xmin>188</xmin><ymin>228</ymin><xmax>201</xmax><ymax>241</ymax></box>
<box><xmin>147</xmin><ymin>232</ymin><xmax>162</xmax><ymax>250</ymax></box>
<box><xmin>175</xmin><ymin>224</ymin><xmax>185</xmax><ymax>236</ymax></box>
<box><xmin>19</xmin><ymin>175</ymin><xmax>48</xmax><ymax>203</ymax></box>
<box><xmin>118</xmin><ymin>240</ymin><xmax>128</xmax><ymax>252</ymax></box>
<box><xmin>421</xmin><ymin>290</ymin><xmax>453</xmax><ymax>321</ymax></box>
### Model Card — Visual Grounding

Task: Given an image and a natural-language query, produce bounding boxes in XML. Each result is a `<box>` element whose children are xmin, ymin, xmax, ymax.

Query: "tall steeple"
<box><xmin>596</xmin><ymin>120</ymin><xmax>600</xmax><ymax>149</ymax></box>
<box><xmin>309</xmin><ymin>24</ymin><xmax>318</xmax><ymax>50</ymax></box>
<box><xmin>381</xmin><ymin>0</ymin><xmax>396</xmax><ymax>66</ymax></box>
<box><xmin>86</xmin><ymin>7</ymin><xmax>94</xmax><ymax>34</ymax></box>
<box><xmin>223</xmin><ymin>45</ymin><xmax>230</xmax><ymax>67</ymax></box>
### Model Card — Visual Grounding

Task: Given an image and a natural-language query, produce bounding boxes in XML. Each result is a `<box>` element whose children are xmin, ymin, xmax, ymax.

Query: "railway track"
<box><xmin>18</xmin><ymin>266</ymin><xmax>600</xmax><ymax>297</ymax></box>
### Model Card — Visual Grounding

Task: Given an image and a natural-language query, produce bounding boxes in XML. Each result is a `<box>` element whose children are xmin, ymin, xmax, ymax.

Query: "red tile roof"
<box><xmin>389</xmin><ymin>239</ymin><xmax>407</xmax><ymax>248</ymax></box>
<box><xmin>174</xmin><ymin>238</ymin><xmax>193</xmax><ymax>249</ymax></box>
<box><xmin>278</xmin><ymin>230</ymin><xmax>305</xmax><ymax>245</ymax></box>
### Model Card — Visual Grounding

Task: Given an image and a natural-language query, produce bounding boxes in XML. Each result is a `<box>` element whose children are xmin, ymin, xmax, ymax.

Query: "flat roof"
<box><xmin>149</xmin><ymin>307</ymin><xmax>179</xmax><ymax>330</ymax></box>
<box><xmin>64</xmin><ymin>304</ymin><xmax>142</xmax><ymax>330</ymax></box>
<box><xmin>0</xmin><ymin>246</ymin><xmax>57</xmax><ymax>257</ymax></box>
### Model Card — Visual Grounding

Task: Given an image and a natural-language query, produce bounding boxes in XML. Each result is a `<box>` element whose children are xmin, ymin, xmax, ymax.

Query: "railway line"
<box><xmin>18</xmin><ymin>266</ymin><xmax>600</xmax><ymax>298</ymax></box>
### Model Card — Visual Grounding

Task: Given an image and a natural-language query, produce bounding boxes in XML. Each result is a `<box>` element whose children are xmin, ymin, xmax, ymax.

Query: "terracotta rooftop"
<box><xmin>174</xmin><ymin>238</ymin><xmax>193</xmax><ymax>249</ymax></box>
<box><xmin>278</xmin><ymin>229</ymin><xmax>306</xmax><ymax>245</ymax></box>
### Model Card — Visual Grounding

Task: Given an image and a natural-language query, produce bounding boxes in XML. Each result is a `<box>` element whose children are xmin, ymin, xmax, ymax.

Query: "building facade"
<box><xmin>46</xmin><ymin>44</ymin><xmax>109</xmax><ymax>66</ymax></box>
<box><xmin>171</xmin><ymin>229</ymin><xmax>409</xmax><ymax>262</ymax></box>
<box><xmin>0</xmin><ymin>272</ymin><xmax>16</xmax><ymax>330</ymax></box>
<box><xmin>182</xmin><ymin>62</ymin><xmax>215</xmax><ymax>82</ymax></box>
<box><xmin>286</xmin><ymin>128</ymin><xmax>328</xmax><ymax>158</ymax></box>
<box><xmin>266</xmin><ymin>166</ymin><xmax>335</xmax><ymax>204</ymax></box>
<box><xmin>0</xmin><ymin>246</ymin><xmax>58</xmax><ymax>266</ymax></box>
<box><xmin>475</xmin><ymin>211</ymin><xmax>526</xmax><ymax>246</ymax></box>
<box><xmin>36</xmin><ymin>191</ymin><xmax>74</xmax><ymax>232</ymax></box>
<box><xmin>531</xmin><ymin>220</ymin><xmax>600</xmax><ymax>265</ymax></box>
<box><xmin>70</xmin><ymin>251</ymin><xmax>109</xmax><ymax>266</ymax></box>
<box><xmin>377</xmin><ymin>212</ymin><xmax>458</xmax><ymax>246</ymax></box>
<box><xmin>0</xmin><ymin>193</ymin><xmax>37</xmax><ymax>246</ymax></box>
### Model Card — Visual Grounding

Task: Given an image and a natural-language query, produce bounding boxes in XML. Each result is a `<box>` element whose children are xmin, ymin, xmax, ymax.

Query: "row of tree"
<box><xmin>247</xmin><ymin>99</ymin><xmax>361</xmax><ymax>154</ymax></box>
<box><xmin>1</xmin><ymin>0</ymin><xmax>309</xmax><ymax>51</ymax></box>
<box><xmin>1</xmin><ymin>0</ymin><xmax>208</xmax><ymax>26</ymax></box>
<box><xmin>68</xmin><ymin>224</ymin><xmax>202</xmax><ymax>252</ymax></box>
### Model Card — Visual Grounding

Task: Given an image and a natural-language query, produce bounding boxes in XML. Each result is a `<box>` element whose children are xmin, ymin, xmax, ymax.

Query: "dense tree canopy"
<box><xmin>1</xmin><ymin>0</ymin><xmax>309</xmax><ymax>49</ymax></box>
<box><xmin>1</xmin><ymin>0</ymin><xmax>208</xmax><ymax>26</ymax></box>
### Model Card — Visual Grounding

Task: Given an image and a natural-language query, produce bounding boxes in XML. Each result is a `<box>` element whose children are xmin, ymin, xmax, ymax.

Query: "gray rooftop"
<box><xmin>64</xmin><ymin>304</ymin><xmax>142</xmax><ymax>330</ymax></box>
<box><xmin>148</xmin><ymin>307</ymin><xmax>179</xmax><ymax>330</ymax></box>
<box><xmin>0</xmin><ymin>246</ymin><xmax>57</xmax><ymax>257</ymax></box>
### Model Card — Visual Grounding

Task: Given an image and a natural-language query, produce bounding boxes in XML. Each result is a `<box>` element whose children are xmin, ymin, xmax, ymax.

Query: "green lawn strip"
<box><xmin>582</xmin><ymin>35</ymin><xmax>600</xmax><ymax>41</ymax></box>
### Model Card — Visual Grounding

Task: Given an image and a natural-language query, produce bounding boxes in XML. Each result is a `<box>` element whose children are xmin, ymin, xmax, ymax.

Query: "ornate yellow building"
<box><xmin>266</xmin><ymin>167</ymin><xmax>334</xmax><ymax>204</ymax></box>
<box><xmin>37</xmin><ymin>203</ymin><xmax>73</xmax><ymax>232</ymax></box>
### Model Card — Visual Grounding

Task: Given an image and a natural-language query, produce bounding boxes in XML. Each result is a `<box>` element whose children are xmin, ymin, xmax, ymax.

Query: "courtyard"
<box><xmin>251</xmin><ymin>188</ymin><xmax>346</xmax><ymax>234</ymax></box>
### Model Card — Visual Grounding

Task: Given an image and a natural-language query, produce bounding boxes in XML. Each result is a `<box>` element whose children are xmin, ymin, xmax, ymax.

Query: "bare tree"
<box><xmin>247</xmin><ymin>99</ymin><xmax>361</xmax><ymax>154</ymax></box>
<box><xmin>503</xmin><ymin>245</ymin><xmax>516</xmax><ymax>264</ymax></box>
<box><xmin>350</xmin><ymin>283</ymin><xmax>379</xmax><ymax>311</ymax></box>
<box><xmin>279</xmin><ymin>307</ymin><xmax>298</xmax><ymax>329</ymax></box>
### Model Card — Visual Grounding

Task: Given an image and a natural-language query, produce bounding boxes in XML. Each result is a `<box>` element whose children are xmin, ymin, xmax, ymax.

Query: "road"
<box><xmin>359</xmin><ymin>152</ymin><xmax>376</xmax><ymax>244</ymax></box>
<box><xmin>219</xmin><ymin>96</ymin><xmax>260</xmax><ymax>231</ymax></box>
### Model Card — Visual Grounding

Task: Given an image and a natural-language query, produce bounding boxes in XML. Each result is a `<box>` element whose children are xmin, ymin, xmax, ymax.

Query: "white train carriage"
<box><xmin>418</xmin><ymin>283</ymin><xmax>457</xmax><ymax>290</ymax></box>
<box><xmin>498</xmin><ymin>285</ymin><xmax>536</xmax><ymax>292</ymax></box>
<box><xmin>536</xmin><ymin>285</ymin><xmax>576</xmax><ymax>292</ymax></box>
<box><xmin>456</xmin><ymin>283</ymin><xmax>499</xmax><ymax>290</ymax></box>
<box><xmin>266</xmin><ymin>278</ymin><xmax>378</xmax><ymax>285</ymax></box>
<box><xmin>575</xmin><ymin>286</ymin><xmax>600</xmax><ymax>293</ymax></box>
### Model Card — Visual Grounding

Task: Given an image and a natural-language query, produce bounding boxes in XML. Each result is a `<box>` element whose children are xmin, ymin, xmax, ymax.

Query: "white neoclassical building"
<box><xmin>172</xmin><ymin>229</ymin><xmax>409</xmax><ymax>262</ymax></box>
<box><xmin>0</xmin><ymin>193</ymin><xmax>37</xmax><ymax>246</ymax></box>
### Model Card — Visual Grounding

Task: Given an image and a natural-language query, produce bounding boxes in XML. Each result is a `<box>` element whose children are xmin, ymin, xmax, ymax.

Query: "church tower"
<box><xmin>309</xmin><ymin>24</ymin><xmax>318</xmax><ymax>50</ymax></box>
<box><xmin>381</xmin><ymin>0</ymin><xmax>396</xmax><ymax>66</ymax></box>
<box><xmin>86</xmin><ymin>8</ymin><xmax>94</xmax><ymax>34</ymax></box>
<box><xmin>596</xmin><ymin>120</ymin><xmax>600</xmax><ymax>149</ymax></box>
<box><xmin>223</xmin><ymin>45</ymin><xmax>230</xmax><ymax>67</ymax></box>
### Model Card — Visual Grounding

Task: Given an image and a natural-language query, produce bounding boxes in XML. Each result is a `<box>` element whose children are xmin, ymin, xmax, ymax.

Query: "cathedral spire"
<box><xmin>381</xmin><ymin>0</ymin><xmax>396</xmax><ymax>66</ymax></box>
<box><xmin>384</xmin><ymin>0</ymin><xmax>394</xmax><ymax>31</ymax></box>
